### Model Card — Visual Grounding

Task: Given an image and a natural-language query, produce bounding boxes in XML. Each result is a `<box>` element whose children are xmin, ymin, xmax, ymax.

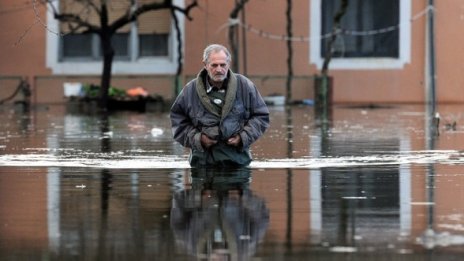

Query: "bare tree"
<box><xmin>43</xmin><ymin>0</ymin><xmax>198</xmax><ymax>111</ymax></box>
<box><xmin>228</xmin><ymin>0</ymin><xmax>249</xmax><ymax>73</ymax></box>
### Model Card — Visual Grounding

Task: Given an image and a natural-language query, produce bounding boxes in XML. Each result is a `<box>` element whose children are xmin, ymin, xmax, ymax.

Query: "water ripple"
<box><xmin>0</xmin><ymin>150</ymin><xmax>462</xmax><ymax>169</ymax></box>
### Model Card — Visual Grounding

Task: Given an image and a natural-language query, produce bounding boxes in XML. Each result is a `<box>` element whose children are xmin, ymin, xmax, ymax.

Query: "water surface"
<box><xmin>1</xmin><ymin>104</ymin><xmax>464</xmax><ymax>260</ymax></box>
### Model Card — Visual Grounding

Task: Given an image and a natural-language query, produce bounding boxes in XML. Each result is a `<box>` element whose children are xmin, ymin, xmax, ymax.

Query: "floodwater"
<box><xmin>1</xmin><ymin>103</ymin><xmax>464</xmax><ymax>260</ymax></box>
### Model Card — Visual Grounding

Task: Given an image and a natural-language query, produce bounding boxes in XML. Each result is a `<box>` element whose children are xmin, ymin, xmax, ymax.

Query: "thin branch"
<box><xmin>33</xmin><ymin>0</ymin><xmax>59</xmax><ymax>33</ymax></box>
<box><xmin>79</xmin><ymin>0</ymin><xmax>101</xmax><ymax>15</ymax></box>
<box><xmin>172</xmin><ymin>0</ymin><xmax>198</xmax><ymax>20</ymax></box>
<box><xmin>228</xmin><ymin>0</ymin><xmax>249</xmax><ymax>72</ymax></box>
<box><xmin>42</xmin><ymin>0</ymin><xmax>198</xmax><ymax>35</ymax></box>
<box><xmin>14</xmin><ymin>20</ymin><xmax>39</xmax><ymax>46</ymax></box>
<box><xmin>171</xmin><ymin>8</ymin><xmax>183</xmax><ymax>76</ymax></box>
<box><xmin>171</xmin><ymin>7</ymin><xmax>183</xmax><ymax>95</ymax></box>
<box><xmin>15</xmin><ymin>0</ymin><xmax>61</xmax><ymax>46</ymax></box>
<box><xmin>321</xmin><ymin>0</ymin><xmax>348</xmax><ymax>76</ymax></box>
<box><xmin>109</xmin><ymin>0</ymin><xmax>198</xmax><ymax>33</ymax></box>
<box><xmin>54</xmin><ymin>12</ymin><xmax>101</xmax><ymax>33</ymax></box>
<box><xmin>43</xmin><ymin>0</ymin><xmax>100</xmax><ymax>34</ymax></box>
<box><xmin>110</xmin><ymin>0</ymin><xmax>170</xmax><ymax>32</ymax></box>
<box><xmin>230</xmin><ymin>0</ymin><xmax>249</xmax><ymax>18</ymax></box>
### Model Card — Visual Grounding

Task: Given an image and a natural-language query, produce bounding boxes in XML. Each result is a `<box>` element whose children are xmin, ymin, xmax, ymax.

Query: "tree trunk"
<box><xmin>99</xmin><ymin>32</ymin><xmax>115</xmax><ymax>111</ymax></box>
<box><xmin>172</xmin><ymin>9</ymin><xmax>183</xmax><ymax>96</ymax></box>
<box><xmin>315</xmin><ymin>0</ymin><xmax>347</xmax><ymax>122</ymax></box>
<box><xmin>229</xmin><ymin>0</ymin><xmax>249</xmax><ymax>73</ymax></box>
<box><xmin>286</xmin><ymin>0</ymin><xmax>293</xmax><ymax>105</ymax></box>
<box><xmin>98</xmin><ymin>2</ymin><xmax>114</xmax><ymax>111</ymax></box>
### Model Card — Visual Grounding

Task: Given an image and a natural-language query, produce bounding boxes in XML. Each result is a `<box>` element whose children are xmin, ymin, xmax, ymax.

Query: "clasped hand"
<box><xmin>201</xmin><ymin>133</ymin><xmax>241</xmax><ymax>149</ymax></box>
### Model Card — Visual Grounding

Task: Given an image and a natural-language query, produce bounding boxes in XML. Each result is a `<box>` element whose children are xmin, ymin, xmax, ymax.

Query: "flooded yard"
<box><xmin>2</xmin><ymin>103</ymin><xmax>464</xmax><ymax>260</ymax></box>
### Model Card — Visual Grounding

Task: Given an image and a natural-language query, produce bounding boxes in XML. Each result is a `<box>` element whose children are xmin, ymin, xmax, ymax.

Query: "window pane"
<box><xmin>139</xmin><ymin>34</ymin><xmax>169</xmax><ymax>57</ymax></box>
<box><xmin>111</xmin><ymin>33</ymin><xmax>129</xmax><ymax>57</ymax></box>
<box><xmin>321</xmin><ymin>0</ymin><xmax>399</xmax><ymax>58</ymax></box>
<box><xmin>62</xmin><ymin>34</ymin><xmax>93</xmax><ymax>58</ymax></box>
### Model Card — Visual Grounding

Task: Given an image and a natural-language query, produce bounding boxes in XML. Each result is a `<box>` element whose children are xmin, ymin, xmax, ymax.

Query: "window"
<box><xmin>321</xmin><ymin>0</ymin><xmax>399</xmax><ymax>58</ymax></box>
<box><xmin>61</xmin><ymin>33</ymin><xmax>129</xmax><ymax>60</ymax></box>
<box><xmin>309</xmin><ymin>134</ymin><xmax>412</xmax><ymax>243</ymax></box>
<box><xmin>139</xmin><ymin>34</ymin><xmax>169</xmax><ymax>57</ymax></box>
<box><xmin>59</xmin><ymin>0</ymin><xmax>169</xmax><ymax>61</ymax></box>
<box><xmin>137</xmin><ymin>4</ymin><xmax>171</xmax><ymax>57</ymax></box>
<box><xmin>62</xmin><ymin>34</ymin><xmax>93</xmax><ymax>58</ymax></box>
<box><xmin>310</xmin><ymin>0</ymin><xmax>411</xmax><ymax>70</ymax></box>
<box><xmin>47</xmin><ymin>0</ymin><xmax>184</xmax><ymax>75</ymax></box>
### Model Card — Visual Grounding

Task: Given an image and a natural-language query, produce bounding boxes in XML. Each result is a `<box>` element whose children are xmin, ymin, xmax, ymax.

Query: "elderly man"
<box><xmin>170</xmin><ymin>44</ymin><xmax>269</xmax><ymax>167</ymax></box>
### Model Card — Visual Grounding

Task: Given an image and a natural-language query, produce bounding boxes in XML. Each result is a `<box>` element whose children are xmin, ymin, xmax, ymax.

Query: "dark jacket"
<box><xmin>170</xmin><ymin>69</ymin><xmax>270</xmax><ymax>166</ymax></box>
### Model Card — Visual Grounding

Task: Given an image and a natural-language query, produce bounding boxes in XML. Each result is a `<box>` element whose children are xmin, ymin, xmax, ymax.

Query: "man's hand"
<box><xmin>201</xmin><ymin>133</ymin><xmax>217</xmax><ymax>149</ymax></box>
<box><xmin>227</xmin><ymin>134</ymin><xmax>241</xmax><ymax>147</ymax></box>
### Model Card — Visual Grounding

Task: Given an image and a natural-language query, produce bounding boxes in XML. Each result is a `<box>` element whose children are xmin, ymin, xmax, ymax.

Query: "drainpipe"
<box><xmin>426</xmin><ymin>0</ymin><xmax>436</xmax><ymax>114</ymax></box>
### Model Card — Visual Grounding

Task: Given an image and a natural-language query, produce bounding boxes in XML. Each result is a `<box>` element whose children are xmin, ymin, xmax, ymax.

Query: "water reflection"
<box><xmin>43</xmin><ymin>167</ymin><xmax>270</xmax><ymax>260</ymax></box>
<box><xmin>3</xmin><ymin>104</ymin><xmax>464</xmax><ymax>259</ymax></box>
<box><xmin>45</xmin><ymin>168</ymin><xmax>180</xmax><ymax>260</ymax></box>
<box><xmin>171</xmin><ymin>168</ymin><xmax>269</xmax><ymax>260</ymax></box>
<box><xmin>319</xmin><ymin>167</ymin><xmax>402</xmax><ymax>246</ymax></box>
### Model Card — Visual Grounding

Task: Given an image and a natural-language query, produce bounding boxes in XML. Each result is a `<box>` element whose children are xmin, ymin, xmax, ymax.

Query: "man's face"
<box><xmin>204</xmin><ymin>50</ymin><xmax>230</xmax><ymax>83</ymax></box>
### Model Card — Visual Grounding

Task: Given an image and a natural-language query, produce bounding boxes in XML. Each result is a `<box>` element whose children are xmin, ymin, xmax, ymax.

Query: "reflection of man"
<box><xmin>170</xmin><ymin>44</ymin><xmax>270</xmax><ymax>167</ymax></box>
<box><xmin>170</xmin><ymin>168</ymin><xmax>269</xmax><ymax>260</ymax></box>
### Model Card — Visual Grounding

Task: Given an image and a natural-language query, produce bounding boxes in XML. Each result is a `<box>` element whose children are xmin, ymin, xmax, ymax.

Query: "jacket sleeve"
<box><xmin>239</xmin><ymin>79</ymin><xmax>270</xmax><ymax>148</ymax></box>
<box><xmin>170</xmin><ymin>88</ymin><xmax>204</xmax><ymax>152</ymax></box>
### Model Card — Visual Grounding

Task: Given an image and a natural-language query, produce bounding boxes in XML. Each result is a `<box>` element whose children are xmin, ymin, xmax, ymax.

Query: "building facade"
<box><xmin>0</xmin><ymin>0</ymin><xmax>461</xmax><ymax>105</ymax></box>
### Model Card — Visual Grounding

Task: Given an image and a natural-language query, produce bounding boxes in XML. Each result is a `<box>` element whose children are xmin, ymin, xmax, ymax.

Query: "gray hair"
<box><xmin>202</xmin><ymin>44</ymin><xmax>232</xmax><ymax>64</ymax></box>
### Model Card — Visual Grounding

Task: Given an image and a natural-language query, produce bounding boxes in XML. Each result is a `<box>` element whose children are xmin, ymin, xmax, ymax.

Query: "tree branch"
<box><xmin>321</xmin><ymin>0</ymin><xmax>348</xmax><ymax>76</ymax></box>
<box><xmin>54</xmin><ymin>13</ymin><xmax>101</xmax><ymax>33</ymax></box>
<box><xmin>230</xmin><ymin>0</ymin><xmax>249</xmax><ymax>18</ymax></box>
<box><xmin>110</xmin><ymin>0</ymin><xmax>198</xmax><ymax>33</ymax></box>
<box><xmin>44</xmin><ymin>0</ymin><xmax>101</xmax><ymax>33</ymax></box>
<box><xmin>172</xmin><ymin>0</ymin><xmax>198</xmax><ymax>20</ymax></box>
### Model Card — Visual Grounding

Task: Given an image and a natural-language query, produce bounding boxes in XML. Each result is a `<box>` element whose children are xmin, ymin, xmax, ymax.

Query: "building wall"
<box><xmin>327</xmin><ymin>1</ymin><xmax>427</xmax><ymax>104</ymax></box>
<box><xmin>0</xmin><ymin>0</ymin><xmax>50</xmax><ymax>77</ymax></box>
<box><xmin>0</xmin><ymin>0</ymin><xmax>461</xmax><ymax>104</ymax></box>
<box><xmin>434</xmin><ymin>0</ymin><xmax>464</xmax><ymax>102</ymax></box>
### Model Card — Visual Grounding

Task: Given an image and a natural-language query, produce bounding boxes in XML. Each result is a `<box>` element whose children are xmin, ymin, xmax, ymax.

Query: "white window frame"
<box><xmin>46</xmin><ymin>0</ymin><xmax>184</xmax><ymax>75</ymax></box>
<box><xmin>310</xmin><ymin>0</ymin><xmax>411</xmax><ymax>70</ymax></box>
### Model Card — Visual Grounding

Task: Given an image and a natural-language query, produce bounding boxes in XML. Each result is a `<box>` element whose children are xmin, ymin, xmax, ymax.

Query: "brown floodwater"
<box><xmin>1</xmin><ymin>103</ymin><xmax>464</xmax><ymax>260</ymax></box>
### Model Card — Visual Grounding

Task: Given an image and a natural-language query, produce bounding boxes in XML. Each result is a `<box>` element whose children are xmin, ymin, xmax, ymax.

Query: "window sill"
<box><xmin>317</xmin><ymin>57</ymin><xmax>409</xmax><ymax>70</ymax></box>
<box><xmin>48</xmin><ymin>58</ymin><xmax>177</xmax><ymax>75</ymax></box>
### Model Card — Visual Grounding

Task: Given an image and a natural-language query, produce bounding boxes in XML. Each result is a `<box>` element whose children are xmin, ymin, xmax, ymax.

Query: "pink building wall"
<box><xmin>2</xmin><ymin>0</ymin><xmax>460</xmax><ymax>104</ymax></box>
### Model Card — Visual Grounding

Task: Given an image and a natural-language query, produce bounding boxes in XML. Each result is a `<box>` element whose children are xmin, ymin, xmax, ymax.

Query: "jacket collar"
<box><xmin>196</xmin><ymin>69</ymin><xmax>237</xmax><ymax>119</ymax></box>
